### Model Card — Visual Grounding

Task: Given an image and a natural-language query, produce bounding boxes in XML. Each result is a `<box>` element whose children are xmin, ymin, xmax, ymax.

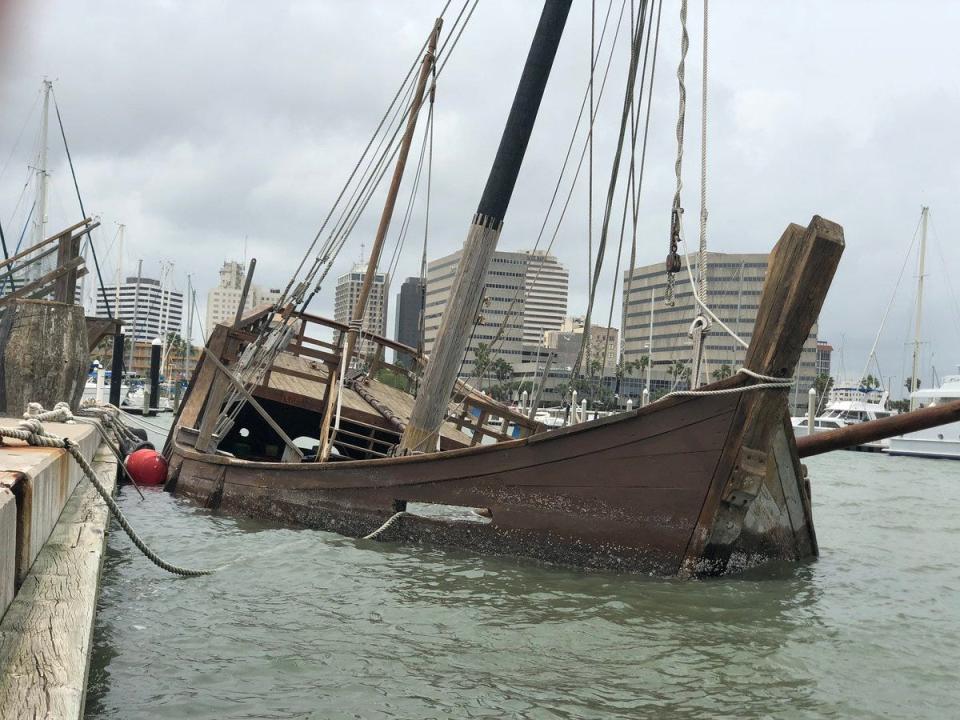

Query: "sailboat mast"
<box><xmin>399</xmin><ymin>0</ymin><xmax>573</xmax><ymax>453</ymax></box>
<box><xmin>316</xmin><ymin>17</ymin><xmax>442</xmax><ymax>462</ymax></box>
<box><xmin>184</xmin><ymin>274</ymin><xmax>193</xmax><ymax>381</ymax></box>
<box><xmin>32</xmin><ymin>79</ymin><xmax>53</xmax><ymax>276</ymax></box>
<box><xmin>115</xmin><ymin>223</ymin><xmax>124</xmax><ymax>314</ymax></box>
<box><xmin>909</xmin><ymin>205</ymin><xmax>928</xmax><ymax>410</ymax></box>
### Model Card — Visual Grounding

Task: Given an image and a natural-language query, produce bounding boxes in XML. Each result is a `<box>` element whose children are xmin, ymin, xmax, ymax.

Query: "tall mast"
<box><xmin>114</xmin><ymin>223</ymin><xmax>124</xmax><ymax>315</ymax></box>
<box><xmin>909</xmin><ymin>205</ymin><xmax>928</xmax><ymax>410</ymax></box>
<box><xmin>316</xmin><ymin>17</ymin><xmax>443</xmax><ymax>462</ymax></box>
<box><xmin>32</xmin><ymin>79</ymin><xmax>53</xmax><ymax>278</ymax></box>
<box><xmin>128</xmin><ymin>258</ymin><xmax>143</xmax><ymax>373</ymax></box>
<box><xmin>184</xmin><ymin>274</ymin><xmax>193</xmax><ymax>381</ymax></box>
<box><xmin>400</xmin><ymin>0</ymin><xmax>573</xmax><ymax>453</ymax></box>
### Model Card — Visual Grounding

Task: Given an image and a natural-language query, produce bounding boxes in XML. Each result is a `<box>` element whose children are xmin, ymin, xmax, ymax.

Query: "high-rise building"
<box><xmin>95</xmin><ymin>276</ymin><xmax>183</xmax><ymax>341</ymax></box>
<box><xmin>816</xmin><ymin>340</ymin><xmax>833</xmax><ymax>377</ymax></box>
<box><xmin>205</xmin><ymin>260</ymin><xmax>283</xmax><ymax>337</ymax></box>
<box><xmin>334</xmin><ymin>263</ymin><xmax>389</xmax><ymax>359</ymax></box>
<box><xmin>622</xmin><ymin>252</ymin><xmax>819</xmax><ymax>412</ymax></box>
<box><xmin>523</xmin><ymin>251</ymin><xmax>569</xmax><ymax>346</ymax></box>
<box><xmin>394</xmin><ymin>277</ymin><xmax>424</xmax><ymax>367</ymax></box>
<box><xmin>544</xmin><ymin>321</ymin><xmax>619</xmax><ymax>374</ymax></box>
<box><xmin>424</xmin><ymin>249</ymin><xmax>568</xmax><ymax>378</ymax></box>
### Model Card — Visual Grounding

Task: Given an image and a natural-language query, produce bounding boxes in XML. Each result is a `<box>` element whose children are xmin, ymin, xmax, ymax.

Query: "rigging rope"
<box><xmin>51</xmin><ymin>89</ymin><xmax>114</xmax><ymax>319</ymax></box>
<box><xmin>571</xmin><ymin>1</ymin><xmax>648</xmax><ymax>380</ymax></box>
<box><xmin>688</xmin><ymin>0</ymin><xmax>710</xmax><ymax>387</ymax></box>
<box><xmin>483</xmin><ymin>0</ymin><xmax>626</xmax><ymax>356</ymax></box>
<box><xmin>664</xmin><ymin>0</ymin><xmax>689</xmax><ymax>307</ymax></box>
<box><xmin>622</xmin><ymin>0</ymin><xmax>662</xmax><ymax>318</ymax></box>
<box><xmin>601</xmin><ymin>0</ymin><xmax>657</xmax><ymax>379</ymax></box>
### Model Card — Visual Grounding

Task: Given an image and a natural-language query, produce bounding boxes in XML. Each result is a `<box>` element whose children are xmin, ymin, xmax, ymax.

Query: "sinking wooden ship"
<box><xmin>163</xmin><ymin>2</ymin><xmax>844</xmax><ymax>575</ymax></box>
<box><xmin>164</xmin><ymin>214</ymin><xmax>842</xmax><ymax>576</ymax></box>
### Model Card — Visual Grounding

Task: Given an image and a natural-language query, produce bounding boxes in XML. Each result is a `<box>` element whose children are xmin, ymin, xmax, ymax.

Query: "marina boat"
<box><xmin>888</xmin><ymin>375</ymin><xmax>960</xmax><ymax>459</ymax></box>
<box><xmin>163</xmin><ymin>3</ymin><xmax>843</xmax><ymax>577</ymax></box>
<box><xmin>791</xmin><ymin>381</ymin><xmax>896</xmax><ymax>452</ymax></box>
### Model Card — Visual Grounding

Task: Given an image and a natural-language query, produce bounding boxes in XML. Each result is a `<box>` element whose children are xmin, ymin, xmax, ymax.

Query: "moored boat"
<box><xmin>164</xmin><ymin>2</ymin><xmax>850</xmax><ymax>577</ymax></box>
<box><xmin>888</xmin><ymin>375</ymin><xmax>960</xmax><ymax>459</ymax></box>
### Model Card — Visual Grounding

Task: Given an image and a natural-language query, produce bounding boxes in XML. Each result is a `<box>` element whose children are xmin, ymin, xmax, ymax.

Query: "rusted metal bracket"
<box><xmin>721</xmin><ymin>445</ymin><xmax>767</xmax><ymax>508</ymax></box>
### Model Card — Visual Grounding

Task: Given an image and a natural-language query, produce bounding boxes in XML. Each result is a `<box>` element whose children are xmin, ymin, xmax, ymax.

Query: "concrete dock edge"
<box><xmin>0</xmin><ymin>441</ymin><xmax>118</xmax><ymax>719</ymax></box>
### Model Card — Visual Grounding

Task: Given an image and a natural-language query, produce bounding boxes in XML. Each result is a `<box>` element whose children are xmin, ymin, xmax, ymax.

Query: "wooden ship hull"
<box><xmin>162</xmin><ymin>6</ymin><xmax>846</xmax><ymax>576</ymax></box>
<box><xmin>164</xmin><ymin>217</ymin><xmax>842</xmax><ymax>576</ymax></box>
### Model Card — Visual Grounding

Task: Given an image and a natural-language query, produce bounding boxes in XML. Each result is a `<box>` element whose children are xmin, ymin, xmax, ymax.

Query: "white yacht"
<box><xmin>888</xmin><ymin>375</ymin><xmax>960</xmax><ymax>459</ymax></box>
<box><xmin>791</xmin><ymin>381</ymin><xmax>896</xmax><ymax>451</ymax></box>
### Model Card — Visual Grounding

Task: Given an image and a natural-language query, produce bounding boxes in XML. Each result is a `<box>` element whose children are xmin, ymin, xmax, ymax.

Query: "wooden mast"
<box><xmin>317</xmin><ymin>17</ymin><xmax>442</xmax><ymax>462</ymax></box>
<box><xmin>399</xmin><ymin>0</ymin><xmax>573</xmax><ymax>453</ymax></box>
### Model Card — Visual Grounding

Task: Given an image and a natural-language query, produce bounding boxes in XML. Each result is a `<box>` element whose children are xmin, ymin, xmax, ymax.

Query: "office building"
<box><xmin>334</xmin><ymin>262</ymin><xmax>389</xmax><ymax>360</ymax></box>
<box><xmin>95</xmin><ymin>276</ymin><xmax>182</xmax><ymax>342</ymax></box>
<box><xmin>522</xmin><ymin>251</ymin><xmax>569</xmax><ymax>346</ymax></box>
<box><xmin>205</xmin><ymin>260</ymin><xmax>283</xmax><ymax>337</ymax></box>
<box><xmin>424</xmin><ymin>249</ymin><xmax>568</xmax><ymax>378</ymax></box>
<box><xmin>394</xmin><ymin>277</ymin><xmax>424</xmax><ymax>368</ymax></box>
<box><xmin>622</xmin><ymin>252</ymin><xmax>819</xmax><ymax>412</ymax></box>
<box><xmin>816</xmin><ymin>340</ymin><xmax>833</xmax><ymax>377</ymax></box>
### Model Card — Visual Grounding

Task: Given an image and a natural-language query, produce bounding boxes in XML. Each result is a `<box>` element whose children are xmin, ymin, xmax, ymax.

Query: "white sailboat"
<box><xmin>887</xmin><ymin>207</ymin><xmax>960</xmax><ymax>459</ymax></box>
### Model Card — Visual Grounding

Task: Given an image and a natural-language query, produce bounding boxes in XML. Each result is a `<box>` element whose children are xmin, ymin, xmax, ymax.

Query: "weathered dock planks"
<box><xmin>0</xmin><ymin>419</ymin><xmax>115</xmax><ymax>719</ymax></box>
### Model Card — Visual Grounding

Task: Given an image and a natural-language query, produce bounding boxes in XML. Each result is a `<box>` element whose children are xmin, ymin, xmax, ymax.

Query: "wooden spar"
<box><xmin>797</xmin><ymin>399</ymin><xmax>960</xmax><ymax>457</ymax></box>
<box><xmin>317</xmin><ymin>17</ymin><xmax>442</xmax><ymax>462</ymax></box>
<box><xmin>0</xmin><ymin>218</ymin><xmax>93</xmax><ymax>271</ymax></box>
<box><xmin>232</xmin><ymin>258</ymin><xmax>257</xmax><ymax>328</ymax></box>
<box><xmin>203</xmin><ymin>351</ymin><xmax>303</xmax><ymax>459</ymax></box>
<box><xmin>682</xmin><ymin>216</ymin><xmax>845</xmax><ymax>574</ymax></box>
<box><xmin>399</xmin><ymin>0</ymin><xmax>573</xmax><ymax>453</ymax></box>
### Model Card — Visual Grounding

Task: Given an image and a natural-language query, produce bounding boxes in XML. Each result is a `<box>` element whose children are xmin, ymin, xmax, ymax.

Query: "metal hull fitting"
<box><xmin>166</xmin><ymin>384</ymin><xmax>816</xmax><ymax>577</ymax></box>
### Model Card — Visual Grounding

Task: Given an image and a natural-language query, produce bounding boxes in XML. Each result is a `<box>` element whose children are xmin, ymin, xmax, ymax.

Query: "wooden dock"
<box><xmin>0</xmin><ymin>419</ymin><xmax>117</xmax><ymax>719</ymax></box>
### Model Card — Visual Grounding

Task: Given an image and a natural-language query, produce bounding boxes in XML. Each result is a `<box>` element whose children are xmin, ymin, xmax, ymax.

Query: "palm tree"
<box><xmin>711</xmin><ymin>363</ymin><xmax>733</xmax><ymax>381</ymax></box>
<box><xmin>491</xmin><ymin>358</ymin><xmax>514</xmax><ymax>383</ymax></box>
<box><xmin>472</xmin><ymin>343</ymin><xmax>492</xmax><ymax>388</ymax></box>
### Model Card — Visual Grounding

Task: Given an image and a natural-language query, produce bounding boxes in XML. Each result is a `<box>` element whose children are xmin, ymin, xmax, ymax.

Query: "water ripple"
<box><xmin>85</xmin><ymin>447</ymin><xmax>960</xmax><ymax>719</ymax></box>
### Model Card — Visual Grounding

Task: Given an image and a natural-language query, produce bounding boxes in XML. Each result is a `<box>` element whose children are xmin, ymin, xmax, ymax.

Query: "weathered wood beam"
<box><xmin>682</xmin><ymin>216</ymin><xmax>845</xmax><ymax>575</ymax></box>
<box><xmin>797</xmin><ymin>398</ymin><xmax>960</xmax><ymax>457</ymax></box>
<box><xmin>0</xmin><ymin>256</ymin><xmax>84</xmax><ymax>305</ymax></box>
<box><xmin>0</xmin><ymin>218</ymin><xmax>93</xmax><ymax>271</ymax></box>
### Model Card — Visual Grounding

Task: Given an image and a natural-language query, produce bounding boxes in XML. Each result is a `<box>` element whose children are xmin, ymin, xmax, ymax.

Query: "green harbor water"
<box><xmin>85</xmin><ymin>418</ymin><xmax>960</xmax><ymax>719</ymax></box>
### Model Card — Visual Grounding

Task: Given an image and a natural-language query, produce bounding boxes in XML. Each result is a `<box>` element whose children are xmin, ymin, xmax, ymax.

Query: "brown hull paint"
<box><xmin>164</xmin><ymin>215</ymin><xmax>842</xmax><ymax>576</ymax></box>
<box><xmin>167</xmin><ymin>385</ymin><xmax>815</xmax><ymax>576</ymax></box>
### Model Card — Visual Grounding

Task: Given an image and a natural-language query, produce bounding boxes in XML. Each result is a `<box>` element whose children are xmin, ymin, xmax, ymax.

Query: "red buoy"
<box><xmin>125</xmin><ymin>448</ymin><xmax>168</xmax><ymax>486</ymax></box>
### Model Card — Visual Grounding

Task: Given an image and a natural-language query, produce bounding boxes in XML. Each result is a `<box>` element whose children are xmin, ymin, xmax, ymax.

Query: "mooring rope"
<box><xmin>1</xmin><ymin>410</ymin><xmax>213</xmax><ymax>577</ymax></box>
<box><xmin>363</xmin><ymin>510</ymin><xmax>409</xmax><ymax>541</ymax></box>
<box><xmin>654</xmin><ymin>368</ymin><xmax>792</xmax><ymax>403</ymax></box>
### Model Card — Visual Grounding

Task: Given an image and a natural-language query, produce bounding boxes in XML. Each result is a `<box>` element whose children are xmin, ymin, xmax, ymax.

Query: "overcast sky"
<box><xmin>2</xmin><ymin>0</ymin><xmax>959</xmax><ymax>396</ymax></box>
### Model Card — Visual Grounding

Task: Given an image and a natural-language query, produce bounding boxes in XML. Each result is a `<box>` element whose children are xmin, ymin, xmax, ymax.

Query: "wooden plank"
<box><xmin>0</xmin><ymin>219</ymin><xmax>93</xmax><ymax>271</ymax></box>
<box><xmin>0</xmin><ymin>445</ymin><xmax>117</xmax><ymax>719</ymax></box>
<box><xmin>331</xmin><ymin>426</ymin><xmax>398</xmax><ymax>448</ymax></box>
<box><xmin>84</xmin><ymin>316</ymin><xmax>121</xmax><ymax>351</ymax></box>
<box><xmin>53</xmin><ymin>231</ymin><xmax>83</xmax><ymax>303</ymax></box>
<box><xmin>295</xmin><ymin>311</ymin><xmax>423</xmax><ymax>359</ymax></box>
<box><xmin>0</xmin><ymin>256</ymin><xmax>84</xmax><ymax>305</ymax></box>
<box><xmin>202</xmin><ymin>350</ymin><xmax>303</xmax><ymax>460</ymax></box>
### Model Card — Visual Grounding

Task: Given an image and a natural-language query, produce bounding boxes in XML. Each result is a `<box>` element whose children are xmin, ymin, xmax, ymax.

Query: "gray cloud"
<box><xmin>2</xmin><ymin>0</ymin><xmax>958</xmax><ymax>394</ymax></box>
